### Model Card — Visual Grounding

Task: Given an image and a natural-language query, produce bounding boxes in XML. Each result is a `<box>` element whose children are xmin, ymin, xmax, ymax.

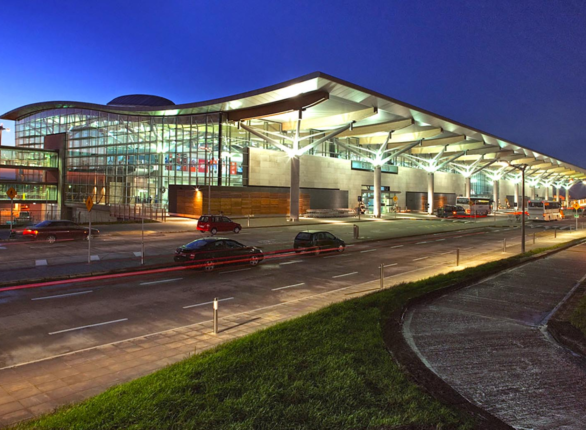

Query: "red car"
<box><xmin>197</xmin><ymin>215</ymin><xmax>241</xmax><ymax>235</ymax></box>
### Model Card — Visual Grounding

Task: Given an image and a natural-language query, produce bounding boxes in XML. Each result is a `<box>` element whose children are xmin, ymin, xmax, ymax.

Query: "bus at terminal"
<box><xmin>455</xmin><ymin>197</ymin><xmax>491</xmax><ymax>217</ymax></box>
<box><xmin>527</xmin><ymin>200</ymin><xmax>562</xmax><ymax>221</ymax></box>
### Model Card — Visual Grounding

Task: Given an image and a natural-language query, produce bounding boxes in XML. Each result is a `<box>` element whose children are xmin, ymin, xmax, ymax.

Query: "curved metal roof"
<box><xmin>2</xmin><ymin>71</ymin><xmax>585</xmax><ymax>178</ymax></box>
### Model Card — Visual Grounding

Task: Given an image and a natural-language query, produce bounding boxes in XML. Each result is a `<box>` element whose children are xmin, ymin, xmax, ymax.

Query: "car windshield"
<box><xmin>296</xmin><ymin>232</ymin><xmax>312</xmax><ymax>240</ymax></box>
<box><xmin>184</xmin><ymin>240</ymin><xmax>212</xmax><ymax>250</ymax></box>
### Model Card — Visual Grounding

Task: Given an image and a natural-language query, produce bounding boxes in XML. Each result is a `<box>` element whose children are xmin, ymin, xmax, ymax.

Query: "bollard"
<box><xmin>247</xmin><ymin>214</ymin><xmax>250</xmax><ymax>227</ymax></box>
<box><xmin>213</xmin><ymin>297</ymin><xmax>218</xmax><ymax>334</ymax></box>
<box><xmin>379</xmin><ymin>264</ymin><xmax>384</xmax><ymax>289</ymax></box>
<box><xmin>554</xmin><ymin>228</ymin><xmax>557</xmax><ymax>239</ymax></box>
<box><xmin>353</xmin><ymin>224</ymin><xmax>359</xmax><ymax>239</ymax></box>
<box><xmin>503</xmin><ymin>238</ymin><xmax>506</xmax><ymax>253</ymax></box>
<box><xmin>533</xmin><ymin>232</ymin><xmax>535</xmax><ymax>245</ymax></box>
<box><xmin>456</xmin><ymin>248</ymin><xmax>460</xmax><ymax>266</ymax></box>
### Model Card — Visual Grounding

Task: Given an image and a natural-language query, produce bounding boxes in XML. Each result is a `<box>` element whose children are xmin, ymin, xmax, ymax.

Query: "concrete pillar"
<box><xmin>514</xmin><ymin>183</ymin><xmax>519</xmax><ymax>208</ymax></box>
<box><xmin>554</xmin><ymin>186</ymin><xmax>558</xmax><ymax>202</ymax></box>
<box><xmin>427</xmin><ymin>173</ymin><xmax>434</xmax><ymax>214</ymax></box>
<box><xmin>373</xmin><ymin>166</ymin><xmax>382</xmax><ymax>218</ymax></box>
<box><xmin>545</xmin><ymin>186</ymin><xmax>549</xmax><ymax>200</ymax></box>
<box><xmin>493</xmin><ymin>180</ymin><xmax>499</xmax><ymax>211</ymax></box>
<box><xmin>530</xmin><ymin>185</ymin><xmax>535</xmax><ymax>200</ymax></box>
<box><xmin>465</xmin><ymin>177</ymin><xmax>471</xmax><ymax>199</ymax></box>
<box><xmin>290</xmin><ymin>156</ymin><xmax>300</xmax><ymax>221</ymax></box>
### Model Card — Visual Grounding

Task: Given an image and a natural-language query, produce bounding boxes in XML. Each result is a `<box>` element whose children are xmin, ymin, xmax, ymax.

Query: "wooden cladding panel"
<box><xmin>175</xmin><ymin>189</ymin><xmax>310</xmax><ymax>216</ymax></box>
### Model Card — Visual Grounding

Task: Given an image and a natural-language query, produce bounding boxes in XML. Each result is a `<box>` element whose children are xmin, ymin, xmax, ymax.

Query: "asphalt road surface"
<box><xmin>0</xmin><ymin>218</ymin><xmax>576</xmax><ymax>369</ymax></box>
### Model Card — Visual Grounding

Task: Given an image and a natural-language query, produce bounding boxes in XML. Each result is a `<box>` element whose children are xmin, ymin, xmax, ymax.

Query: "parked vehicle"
<box><xmin>527</xmin><ymin>200</ymin><xmax>562</xmax><ymax>221</ymax></box>
<box><xmin>9</xmin><ymin>220</ymin><xmax>99</xmax><ymax>243</ymax></box>
<box><xmin>436</xmin><ymin>205</ymin><xmax>460</xmax><ymax>218</ymax></box>
<box><xmin>174</xmin><ymin>237</ymin><xmax>263</xmax><ymax>271</ymax></box>
<box><xmin>455</xmin><ymin>197</ymin><xmax>491</xmax><ymax>217</ymax></box>
<box><xmin>293</xmin><ymin>230</ymin><xmax>345</xmax><ymax>255</ymax></box>
<box><xmin>197</xmin><ymin>215</ymin><xmax>242</xmax><ymax>235</ymax></box>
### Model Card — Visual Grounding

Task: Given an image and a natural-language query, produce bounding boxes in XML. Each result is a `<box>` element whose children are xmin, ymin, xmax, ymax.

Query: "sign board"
<box><xmin>575</xmin><ymin>214</ymin><xmax>579</xmax><ymax>218</ymax></box>
<box><xmin>85</xmin><ymin>196</ymin><xmax>94</xmax><ymax>212</ymax></box>
<box><xmin>6</xmin><ymin>187</ymin><xmax>17</xmax><ymax>200</ymax></box>
<box><xmin>357</xmin><ymin>196</ymin><xmax>362</xmax><ymax>202</ymax></box>
<box><xmin>573</xmin><ymin>202</ymin><xmax>580</xmax><ymax>210</ymax></box>
<box><xmin>393</xmin><ymin>195</ymin><xmax>398</xmax><ymax>202</ymax></box>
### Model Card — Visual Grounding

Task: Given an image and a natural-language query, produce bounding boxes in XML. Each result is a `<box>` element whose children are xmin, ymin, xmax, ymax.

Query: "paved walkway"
<box><xmin>0</xmin><ymin>229</ymin><xmax>582</xmax><ymax>427</ymax></box>
<box><xmin>404</xmin><ymin>242</ymin><xmax>586</xmax><ymax>429</ymax></box>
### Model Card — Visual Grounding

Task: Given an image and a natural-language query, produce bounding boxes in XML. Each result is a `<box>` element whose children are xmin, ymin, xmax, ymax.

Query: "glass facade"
<box><xmin>0</xmin><ymin>147</ymin><xmax>58</xmax><ymax>168</ymax></box>
<box><xmin>0</xmin><ymin>183</ymin><xmax>58</xmax><ymax>202</ymax></box>
<box><xmin>14</xmin><ymin>107</ymin><xmax>481</xmax><ymax>208</ymax></box>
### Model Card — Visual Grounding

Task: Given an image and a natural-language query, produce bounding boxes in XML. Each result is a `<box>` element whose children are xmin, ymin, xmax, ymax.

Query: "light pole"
<box><xmin>507</xmin><ymin>163</ymin><xmax>527</xmax><ymax>253</ymax></box>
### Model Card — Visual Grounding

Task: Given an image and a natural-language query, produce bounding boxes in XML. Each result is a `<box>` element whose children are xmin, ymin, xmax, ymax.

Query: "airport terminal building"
<box><xmin>1</xmin><ymin>72</ymin><xmax>585</xmax><ymax>222</ymax></box>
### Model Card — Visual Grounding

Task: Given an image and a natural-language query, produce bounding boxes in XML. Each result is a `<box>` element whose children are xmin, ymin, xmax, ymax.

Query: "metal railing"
<box><xmin>109</xmin><ymin>204</ymin><xmax>167</xmax><ymax>222</ymax></box>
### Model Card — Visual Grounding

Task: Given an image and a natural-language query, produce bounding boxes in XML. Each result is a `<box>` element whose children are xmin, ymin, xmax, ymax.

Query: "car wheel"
<box><xmin>249</xmin><ymin>254</ymin><xmax>259</xmax><ymax>266</ymax></box>
<box><xmin>337</xmin><ymin>244</ymin><xmax>345</xmax><ymax>253</ymax></box>
<box><xmin>204</xmin><ymin>260</ymin><xmax>215</xmax><ymax>272</ymax></box>
<box><xmin>47</xmin><ymin>235</ymin><xmax>57</xmax><ymax>244</ymax></box>
<box><xmin>210</xmin><ymin>228</ymin><xmax>217</xmax><ymax>235</ymax></box>
<box><xmin>234</xmin><ymin>226</ymin><xmax>241</xmax><ymax>233</ymax></box>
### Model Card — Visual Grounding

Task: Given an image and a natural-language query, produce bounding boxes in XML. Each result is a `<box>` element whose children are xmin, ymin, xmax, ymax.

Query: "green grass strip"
<box><xmin>16</xmin><ymin>244</ymin><xmax>575</xmax><ymax>430</ymax></box>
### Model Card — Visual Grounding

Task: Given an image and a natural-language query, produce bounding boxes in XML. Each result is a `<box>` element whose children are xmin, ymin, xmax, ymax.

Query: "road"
<box><xmin>0</xmin><ymin>218</ymin><xmax>577</xmax><ymax>369</ymax></box>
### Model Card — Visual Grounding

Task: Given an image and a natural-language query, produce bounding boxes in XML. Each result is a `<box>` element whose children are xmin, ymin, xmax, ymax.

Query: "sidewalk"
<box><xmin>1</xmin><ymin>229</ymin><xmax>583</xmax><ymax>427</ymax></box>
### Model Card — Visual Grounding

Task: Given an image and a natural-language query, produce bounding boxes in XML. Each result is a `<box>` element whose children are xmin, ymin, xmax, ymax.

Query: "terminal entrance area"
<box><xmin>361</xmin><ymin>185</ymin><xmax>399</xmax><ymax>214</ymax></box>
<box><xmin>405</xmin><ymin>192</ymin><xmax>456</xmax><ymax>212</ymax></box>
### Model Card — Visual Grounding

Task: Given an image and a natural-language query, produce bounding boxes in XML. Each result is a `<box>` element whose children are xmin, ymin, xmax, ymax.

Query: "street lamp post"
<box><xmin>0</xmin><ymin>123</ymin><xmax>10</xmax><ymax>146</ymax></box>
<box><xmin>507</xmin><ymin>163</ymin><xmax>527</xmax><ymax>253</ymax></box>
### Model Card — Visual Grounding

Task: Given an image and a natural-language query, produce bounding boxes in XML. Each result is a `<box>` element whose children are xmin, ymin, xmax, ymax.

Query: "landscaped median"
<box><xmin>13</xmin><ymin>240</ymin><xmax>584</xmax><ymax>430</ymax></box>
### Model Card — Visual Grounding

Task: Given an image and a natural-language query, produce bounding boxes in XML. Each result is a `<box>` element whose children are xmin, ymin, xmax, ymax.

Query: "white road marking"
<box><xmin>493</xmin><ymin>230</ymin><xmax>500</xmax><ymax>232</ymax></box>
<box><xmin>413</xmin><ymin>256</ymin><xmax>429</xmax><ymax>261</ymax></box>
<box><xmin>279</xmin><ymin>260</ymin><xmax>302</xmax><ymax>265</ymax></box>
<box><xmin>435</xmin><ymin>239</ymin><xmax>445</xmax><ymax>241</ymax></box>
<box><xmin>272</xmin><ymin>283</ymin><xmax>305</xmax><ymax>291</ymax></box>
<box><xmin>416</xmin><ymin>241</ymin><xmax>428</xmax><ymax>244</ymax></box>
<box><xmin>183</xmin><ymin>297</ymin><xmax>234</xmax><ymax>309</ymax></box>
<box><xmin>383</xmin><ymin>263</ymin><xmax>398</xmax><ymax>268</ymax></box>
<box><xmin>32</xmin><ymin>290</ymin><xmax>93</xmax><ymax>300</ymax></box>
<box><xmin>346</xmin><ymin>244</ymin><xmax>356</xmax><ymax>247</ymax></box>
<box><xmin>90</xmin><ymin>255</ymin><xmax>100</xmax><ymax>261</ymax></box>
<box><xmin>139</xmin><ymin>278</ymin><xmax>183</xmax><ymax>285</ymax></box>
<box><xmin>0</xmin><ymin>246</ymin><xmax>6</xmax><ymax>250</ymax></box>
<box><xmin>360</xmin><ymin>249</ymin><xmax>377</xmax><ymax>253</ymax></box>
<box><xmin>134</xmin><ymin>251</ymin><xmax>142</xmax><ymax>257</ymax></box>
<box><xmin>220</xmin><ymin>268</ymin><xmax>252</xmax><ymax>274</ymax></box>
<box><xmin>35</xmin><ymin>259</ymin><xmax>48</xmax><ymax>266</ymax></box>
<box><xmin>391</xmin><ymin>245</ymin><xmax>403</xmax><ymax>248</ymax></box>
<box><xmin>49</xmin><ymin>318</ymin><xmax>128</xmax><ymax>335</ymax></box>
<box><xmin>332</xmin><ymin>271</ymin><xmax>359</xmax><ymax>278</ymax></box>
<box><xmin>324</xmin><ymin>254</ymin><xmax>349</xmax><ymax>258</ymax></box>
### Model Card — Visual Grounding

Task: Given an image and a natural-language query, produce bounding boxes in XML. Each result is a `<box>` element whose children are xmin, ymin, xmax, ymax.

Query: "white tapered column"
<box><xmin>290</xmin><ymin>156</ymin><xmax>300</xmax><ymax>221</ymax></box>
<box><xmin>373</xmin><ymin>166</ymin><xmax>382</xmax><ymax>218</ymax></box>
<box><xmin>493</xmin><ymin>180</ymin><xmax>499</xmax><ymax>211</ymax></box>
<box><xmin>514</xmin><ymin>183</ymin><xmax>519</xmax><ymax>208</ymax></box>
<box><xmin>465</xmin><ymin>177</ymin><xmax>471</xmax><ymax>199</ymax></box>
<box><xmin>427</xmin><ymin>173</ymin><xmax>434</xmax><ymax>214</ymax></box>
<box><xmin>545</xmin><ymin>186</ymin><xmax>549</xmax><ymax>200</ymax></box>
<box><xmin>554</xmin><ymin>186</ymin><xmax>558</xmax><ymax>202</ymax></box>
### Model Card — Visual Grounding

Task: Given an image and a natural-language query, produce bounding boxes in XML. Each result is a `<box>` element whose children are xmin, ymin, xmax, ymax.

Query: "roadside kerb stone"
<box><xmin>0</xmin><ymin>229</ymin><xmax>583</xmax><ymax>428</ymax></box>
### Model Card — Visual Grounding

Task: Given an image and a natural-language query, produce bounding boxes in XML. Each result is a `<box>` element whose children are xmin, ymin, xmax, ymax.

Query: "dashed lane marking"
<box><xmin>332</xmin><ymin>272</ymin><xmax>359</xmax><ymax>278</ymax></box>
<box><xmin>279</xmin><ymin>260</ymin><xmax>303</xmax><ymax>265</ymax></box>
<box><xmin>139</xmin><ymin>278</ymin><xmax>183</xmax><ymax>286</ymax></box>
<box><xmin>35</xmin><ymin>259</ymin><xmax>48</xmax><ymax>266</ymax></box>
<box><xmin>391</xmin><ymin>245</ymin><xmax>403</xmax><ymax>248</ymax></box>
<box><xmin>360</xmin><ymin>249</ymin><xmax>377</xmax><ymax>253</ymax></box>
<box><xmin>33</xmin><ymin>290</ymin><xmax>93</xmax><ymax>301</ymax></box>
<box><xmin>49</xmin><ymin>318</ymin><xmax>128</xmax><ymax>335</ymax></box>
<box><xmin>272</xmin><ymin>283</ymin><xmax>305</xmax><ymax>291</ymax></box>
<box><xmin>220</xmin><ymin>268</ymin><xmax>252</xmax><ymax>274</ymax></box>
<box><xmin>413</xmin><ymin>256</ymin><xmax>429</xmax><ymax>261</ymax></box>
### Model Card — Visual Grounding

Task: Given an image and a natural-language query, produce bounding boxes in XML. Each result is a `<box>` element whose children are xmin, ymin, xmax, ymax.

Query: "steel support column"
<box><xmin>465</xmin><ymin>177</ymin><xmax>471</xmax><ymax>199</ymax></box>
<box><xmin>554</xmin><ymin>186</ymin><xmax>558</xmax><ymax>202</ymax></box>
<box><xmin>290</xmin><ymin>156</ymin><xmax>300</xmax><ymax>221</ymax></box>
<box><xmin>493</xmin><ymin>180</ymin><xmax>499</xmax><ymax>211</ymax></box>
<box><xmin>373</xmin><ymin>166</ymin><xmax>382</xmax><ymax>218</ymax></box>
<box><xmin>427</xmin><ymin>173</ymin><xmax>434</xmax><ymax>214</ymax></box>
<box><xmin>545</xmin><ymin>185</ymin><xmax>549</xmax><ymax>200</ymax></box>
<box><xmin>514</xmin><ymin>183</ymin><xmax>519</xmax><ymax>208</ymax></box>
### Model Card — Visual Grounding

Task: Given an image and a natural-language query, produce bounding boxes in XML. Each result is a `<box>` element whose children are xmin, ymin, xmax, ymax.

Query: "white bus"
<box><xmin>455</xmin><ymin>197</ymin><xmax>491</xmax><ymax>217</ymax></box>
<box><xmin>527</xmin><ymin>200</ymin><xmax>562</xmax><ymax>221</ymax></box>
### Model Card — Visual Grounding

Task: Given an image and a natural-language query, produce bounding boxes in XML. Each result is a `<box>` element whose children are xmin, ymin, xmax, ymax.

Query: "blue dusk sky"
<box><xmin>1</xmin><ymin>0</ymin><xmax>585</xmax><ymax>167</ymax></box>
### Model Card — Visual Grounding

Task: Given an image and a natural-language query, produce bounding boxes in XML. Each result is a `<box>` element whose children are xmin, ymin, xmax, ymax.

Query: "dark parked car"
<box><xmin>174</xmin><ymin>237</ymin><xmax>263</xmax><ymax>271</ymax></box>
<box><xmin>197</xmin><ymin>215</ymin><xmax>242</xmax><ymax>235</ymax></box>
<box><xmin>293</xmin><ymin>230</ymin><xmax>345</xmax><ymax>255</ymax></box>
<box><xmin>436</xmin><ymin>205</ymin><xmax>460</xmax><ymax>218</ymax></box>
<box><xmin>10</xmin><ymin>220</ymin><xmax>99</xmax><ymax>244</ymax></box>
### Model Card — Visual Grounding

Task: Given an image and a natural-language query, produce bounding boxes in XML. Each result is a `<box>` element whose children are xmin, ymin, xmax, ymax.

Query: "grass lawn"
<box><xmin>569</xmin><ymin>293</ymin><xmax>586</xmax><ymax>336</ymax></box>
<box><xmin>16</xmin><ymin>249</ymin><xmax>562</xmax><ymax>430</ymax></box>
